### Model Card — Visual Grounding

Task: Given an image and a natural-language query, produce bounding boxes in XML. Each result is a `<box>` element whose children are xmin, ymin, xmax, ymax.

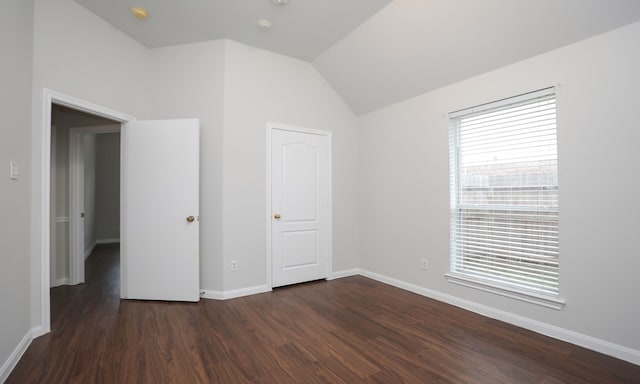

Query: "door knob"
<box><xmin>186</xmin><ymin>216</ymin><xmax>195</xmax><ymax>223</ymax></box>
<box><xmin>273</xmin><ymin>213</ymin><xmax>281</xmax><ymax>220</ymax></box>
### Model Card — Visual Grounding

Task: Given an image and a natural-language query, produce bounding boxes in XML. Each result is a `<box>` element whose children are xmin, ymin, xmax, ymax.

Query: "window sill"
<box><xmin>445</xmin><ymin>273</ymin><xmax>566</xmax><ymax>310</ymax></box>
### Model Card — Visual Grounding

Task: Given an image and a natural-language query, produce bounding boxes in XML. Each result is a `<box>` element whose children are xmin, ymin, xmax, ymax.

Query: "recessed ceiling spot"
<box><xmin>257</xmin><ymin>19</ymin><xmax>272</xmax><ymax>31</ymax></box>
<box><xmin>271</xmin><ymin>0</ymin><xmax>290</xmax><ymax>5</ymax></box>
<box><xmin>131</xmin><ymin>6</ymin><xmax>149</xmax><ymax>20</ymax></box>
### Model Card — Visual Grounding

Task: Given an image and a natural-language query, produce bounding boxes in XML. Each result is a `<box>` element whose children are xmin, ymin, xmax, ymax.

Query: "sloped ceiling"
<box><xmin>313</xmin><ymin>0</ymin><xmax>640</xmax><ymax>114</ymax></box>
<box><xmin>74</xmin><ymin>0</ymin><xmax>640</xmax><ymax>115</ymax></box>
<box><xmin>74</xmin><ymin>0</ymin><xmax>392</xmax><ymax>61</ymax></box>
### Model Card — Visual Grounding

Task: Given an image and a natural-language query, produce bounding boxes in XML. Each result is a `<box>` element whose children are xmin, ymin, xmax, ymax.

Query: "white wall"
<box><xmin>29</xmin><ymin>0</ymin><xmax>357</xmax><ymax>311</ymax></box>
<box><xmin>143</xmin><ymin>40</ymin><xmax>360</xmax><ymax>293</ymax></box>
<box><xmin>358</xmin><ymin>21</ymin><xmax>640</xmax><ymax>357</ymax></box>
<box><xmin>31</xmin><ymin>0</ymin><xmax>148</xmax><ymax>327</ymax></box>
<box><xmin>83</xmin><ymin>134</ymin><xmax>96</xmax><ymax>254</ymax></box>
<box><xmin>95</xmin><ymin>133</ymin><xmax>120</xmax><ymax>242</ymax></box>
<box><xmin>142</xmin><ymin>40</ymin><xmax>226</xmax><ymax>291</ymax></box>
<box><xmin>17</xmin><ymin>0</ymin><xmax>640</xmax><ymax>369</ymax></box>
<box><xmin>0</xmin><ymin>0</ymin><xmax>33</xmax><ymax>379</ymax></box>
<box><xmin>222</xmin><ymin>41</ymin><xmax>360</xmax><ymax>291</ymax></box>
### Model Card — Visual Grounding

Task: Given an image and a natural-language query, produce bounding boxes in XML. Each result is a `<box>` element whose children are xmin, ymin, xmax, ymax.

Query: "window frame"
<box><xmin>446</xmin><ymin>87</ymin><xmax>565</xmax><ymax>309</ymax></box>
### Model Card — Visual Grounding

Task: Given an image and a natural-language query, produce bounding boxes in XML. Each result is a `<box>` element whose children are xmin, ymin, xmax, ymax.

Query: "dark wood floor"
<box><xmin>8</xmin><ymin>244</ymin><xmax>640</xmax><ymax>383</ymax></box>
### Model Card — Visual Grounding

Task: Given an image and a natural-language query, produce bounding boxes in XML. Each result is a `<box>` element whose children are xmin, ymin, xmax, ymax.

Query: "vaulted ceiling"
<box><xmin>75</xmin><ymin>0</ymin><xmax>640</xmax><ymax>115</ymax></box>
<box><xmin>74</xmin><ymin>0</ymin><xmax>392</xmax><ymax>60</ymax></box>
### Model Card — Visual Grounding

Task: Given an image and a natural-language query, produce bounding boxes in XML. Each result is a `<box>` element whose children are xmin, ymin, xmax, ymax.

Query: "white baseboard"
<box><xmin>51</xmin><ymin>277</ymin><xmax>70</xmax><ymax>287</ymax></box>
<box><xmin>201</xmin><ymin>284</ymin><xmax>272</xmax><ymax>300</ymax></box>
<box><xmin>84</xmin><ymin>241</ymin><xmax>97</xmax><ymax>260</ymax></box>
<box><xmin>328</xmin><ymin>268</ymin><xmax>359</xmax><ymax>280</ymax></box>
<box><xmin>0</xmin><ymin>329</ymin><xmax>33</xmax><ymax>383</ymax></box>
<box><xmin>200</xmin><ymin>289</ymin><xmax>225</xmax><ymax>300</ymax></box>
<box><xmin>86</xmin><ymin>239</ymin><xmax>120</xmax><ymax>260</ymax></box>
<box><xmin>96</xmin><ymin>238</ymin><xmax>120</xmax><ymax>245</ymax></box>
<box><xmin>30</xmin><ymin>325</ymin><xmax>48</xmax><ymax>339</ymax></box>
<box><xmin>358</xmin><ymin>268</ymin><xmax>640</xmax><ymax>366</ymax></box>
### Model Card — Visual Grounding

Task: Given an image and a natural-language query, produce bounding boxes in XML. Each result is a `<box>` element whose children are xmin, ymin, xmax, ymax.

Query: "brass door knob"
<box><xmin>186</xmin><ymin>216</ymin><xmax>195</xmax><ymax>223</ymax></box>
<box><xmin>273</xmin><ymin>213</ymin><xmax>281</xmax><ymax>220</ymax></box>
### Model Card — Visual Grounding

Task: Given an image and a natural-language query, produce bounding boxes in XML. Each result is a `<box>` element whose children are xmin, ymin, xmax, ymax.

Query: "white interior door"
<box><xmin>270</xmin><ymin>126</ymin><xmax>331</xmax><ymax>288</ymax></box>
<box><xmin>121</xmin><ymin>119</ymin><xmax>200</xmax><ymax>301</ymax></box>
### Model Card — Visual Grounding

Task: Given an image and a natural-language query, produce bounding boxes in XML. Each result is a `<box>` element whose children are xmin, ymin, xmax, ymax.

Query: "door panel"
<box><xmin>271</xmin><ymin>127</ymin><xmax>330</xmax><ymax>287</ymax></box>
<box><xmin>122</xmin><ymin>119</ymin><xmax>200</xmax><ymax>301</ymax></box>
<box><xmin>283</xmin><ymin>143</ymin><xmax>318</xmax><ymax>221</ymax></box>
<box><xmin>283</xmin><ymin>230</ymin><xmax>319</xmax><ymax>268</ymax></box>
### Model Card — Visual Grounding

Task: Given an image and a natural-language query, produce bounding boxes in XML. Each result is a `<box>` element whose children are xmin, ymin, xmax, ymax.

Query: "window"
<box><xmin>447</xmin><ymin>88</ymin><xmax>563</xmax><ymax>308</ymax></box>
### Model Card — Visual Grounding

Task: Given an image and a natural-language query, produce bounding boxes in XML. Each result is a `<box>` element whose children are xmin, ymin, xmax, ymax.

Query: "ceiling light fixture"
<box><xmin>131</xmin><ymin>6</ymin><xmax>149</xmax><ymax>20</ymax></box>
<box><xmin>271</xmin><ymin>0</ymin><xmax>289</xmax><ymax>5</ymax></box>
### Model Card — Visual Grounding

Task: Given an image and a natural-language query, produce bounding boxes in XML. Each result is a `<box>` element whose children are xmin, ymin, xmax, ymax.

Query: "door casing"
<box><xmin>38</xmin><ymin>89</ymin><xmax>133</xmax><ymax>335</ymax></box>
<box><xmin>265</xmin><ymin>122</ymin><xmax>332</xmax><ymax>289</ymax></box>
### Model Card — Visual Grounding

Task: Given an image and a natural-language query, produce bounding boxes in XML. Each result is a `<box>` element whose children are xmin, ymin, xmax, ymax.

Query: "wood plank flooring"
<box><xmin>8</xmin><ymin>244</ymin><xmax>640</xmax><ymax>383</ymax></box>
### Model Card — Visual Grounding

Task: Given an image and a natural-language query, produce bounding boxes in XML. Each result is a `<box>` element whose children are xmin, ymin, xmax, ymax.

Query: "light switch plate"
<box><xmin>9</xmin><ymin>161</ymin><xmax>19</xmax><ymax>180</ymax></box>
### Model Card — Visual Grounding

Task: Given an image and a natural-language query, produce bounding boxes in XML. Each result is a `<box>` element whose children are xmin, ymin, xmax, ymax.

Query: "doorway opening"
<box><xmin>50</xmin><ymin>105</ymin><xmax>121</xmax><ymax>290</ymax></box>
<box><xmin>40</xmin><ymin>90</ymin><xmax>201</xmax><ymax>334</ymax></box>
<box><xmin>39</xmin><ymin>89</ymin><xmax>133</xmax><ymax>333</ymax></box>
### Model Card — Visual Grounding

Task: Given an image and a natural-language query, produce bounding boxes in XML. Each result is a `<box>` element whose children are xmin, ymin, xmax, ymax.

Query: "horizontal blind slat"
<box><xmin>452</xmin><ymin>258</ymin><xmax>559</xmax><ymax>278</ymax></box>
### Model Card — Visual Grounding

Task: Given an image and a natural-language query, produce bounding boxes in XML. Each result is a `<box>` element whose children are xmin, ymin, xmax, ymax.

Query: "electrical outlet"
<box><xmin>421</xmin><ymin>259</ymin><xmax>429</xmax><ymax>270</ymax></box>
<box><xmin>231</xmin><ymin>260</ymin><xmax>239</xmax><ymax>271</ymax></box>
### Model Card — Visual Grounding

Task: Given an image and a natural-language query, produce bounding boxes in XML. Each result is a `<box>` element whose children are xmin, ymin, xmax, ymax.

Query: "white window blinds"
<box><xmin>449</xmin><ymin>88</ymin><xmax>559</xmax><ymax>296</ymax></box>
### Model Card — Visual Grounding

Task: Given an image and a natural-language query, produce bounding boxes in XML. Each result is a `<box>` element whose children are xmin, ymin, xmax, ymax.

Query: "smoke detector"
<box><xmin>257</xmin><ymin>19</ymin><xmax>272</xmax><ymax>31</ymax></box>
<box><xmin>272</xmin><ymin>0</ymin><xmax>289</xmax><ymax>5</ymax></box>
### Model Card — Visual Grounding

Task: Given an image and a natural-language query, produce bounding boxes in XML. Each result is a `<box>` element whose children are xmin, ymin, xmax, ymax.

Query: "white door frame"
<box><xmin>69</xmin><ymin>125</ymin><xmax>121</xmax><ymax>285</ymax></box>
<box><xmin>39</xmin><ymin>89</ymin><xmax>134</xmax><ymax>334</ymax></box>
<box><xmin>265</xmin><ymin>122</ymin><xmax>332</xmax><ymax>289</ymax></box>
<box><xmin>50</xmin><ymin>125</ymin><xmax>57</xmax><ymax>288</ymax></box>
